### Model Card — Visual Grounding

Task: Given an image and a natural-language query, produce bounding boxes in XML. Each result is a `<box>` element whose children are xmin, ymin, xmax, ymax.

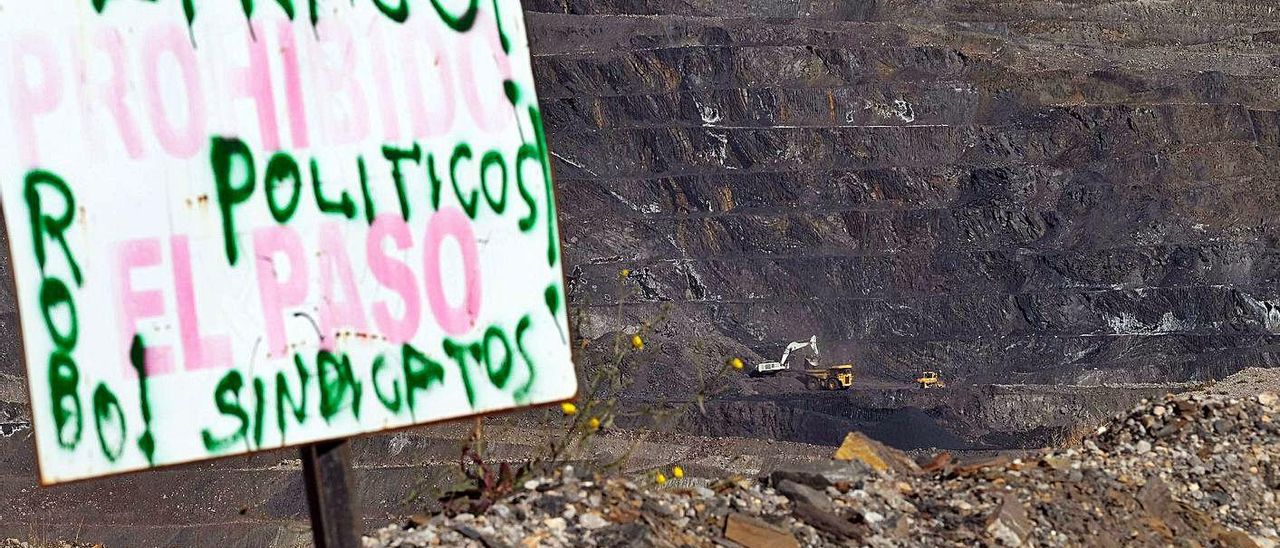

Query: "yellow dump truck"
<box><xmin>804</xmin><ymin>364</ymin><xmax>854</xmax><ymax>390</ymax></box>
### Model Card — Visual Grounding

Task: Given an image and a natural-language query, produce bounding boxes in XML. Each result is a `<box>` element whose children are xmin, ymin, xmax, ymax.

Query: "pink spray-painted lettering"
<box><xmin>318</xmin><ymin>222</ymin><xmax>370</xmax><ymax>347</ymax></box>
<box><xmin>229</xmin><ymin>22</ymin><xmax>281</xmax><ymax>151</ymax></box>
<box><xmin>141</xmin><ymin>25</ymin><xmax>207</xmax><ymax>158</ymax></box>
<box><xmin>83</xmin><ymin>28</ymin><xmax>145</xmax><ymax>160</ymax></box>
<box><xmin>9</xmin><ymin>34</ymin><xmax>62</xmax><ymax>166</ymax></box>
<box><xmin>422</xmin><ymin>208</ymin><xmax>483</xmax><ymax>336</ymax></box>
<box><xmin>115</xmin><ymin>238</ymin><xmax>174</xmax><ymax>376</ymax></box>
<box><xmin>171</xmin><ymin>236</ymin><xmax>232</xmax><ymax>371</ymax></box>
<box><xmin>367</xmin><ymin>214</ymin><xmax>422</xmax><ymax>344</ymax></box>
<box><xmin>254</xmin><ymin>226</ymin><xmax>310</xmax><ymax>357</ymax></box>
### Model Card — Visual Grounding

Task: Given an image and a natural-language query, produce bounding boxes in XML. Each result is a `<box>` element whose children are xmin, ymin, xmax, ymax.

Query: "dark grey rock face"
<box><xmin>1</xmin><ymin>2</ymin><xmax>1279</xmax><ymax>544</ymax></box>
<box><xmin>536</xmin><ymin>1</ymin><xmax>1280</xmax><ymax>386</ymax></box>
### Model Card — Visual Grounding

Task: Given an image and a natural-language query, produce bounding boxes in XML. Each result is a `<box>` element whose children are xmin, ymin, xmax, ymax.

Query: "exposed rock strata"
<box><xmin>539</xmin><ymin>0</ymin><xmax>1280</xmax><ymax>387</ymax></box>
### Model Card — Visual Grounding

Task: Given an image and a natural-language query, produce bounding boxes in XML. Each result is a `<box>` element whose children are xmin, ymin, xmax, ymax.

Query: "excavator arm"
<box><xmin>779</xmin><ymin>335</ymin><xmax>819</xmax><ymax>368</ymax></box>
<box><xmin>754</xmin><ymin>336</ymin><xmax>820</xmax><ymax>375</ymax></box>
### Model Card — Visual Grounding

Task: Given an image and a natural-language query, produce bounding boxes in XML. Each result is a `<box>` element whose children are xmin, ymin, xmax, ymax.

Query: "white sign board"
<box><xmin>0</xmin><ymin>1</ymin><xmax>576</xmax><ymax>484</ymax></box>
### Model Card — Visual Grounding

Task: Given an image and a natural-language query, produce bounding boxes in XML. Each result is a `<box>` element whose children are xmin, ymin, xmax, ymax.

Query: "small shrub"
<box><xmin>437</xmin><ymin>268</ymin><xmax>746</xmax><ymax>511</ymax></box>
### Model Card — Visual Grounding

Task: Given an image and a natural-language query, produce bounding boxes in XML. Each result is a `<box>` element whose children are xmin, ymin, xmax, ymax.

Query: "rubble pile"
<box><xmin>367</xmin><ymin>387</ymin><xmax>1279</xmax><ymax>547</ymax></box>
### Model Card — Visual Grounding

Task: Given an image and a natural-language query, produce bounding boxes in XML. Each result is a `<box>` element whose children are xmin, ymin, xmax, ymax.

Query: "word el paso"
<box><xmin>209</xmin><ymin>115</ymin><xmax>558</xmax><ymax>353</ymax></box>
<box><xmin>23</xmin><ymin>119</ymin><xmax>559</xmax><ymax>455</ymax></box>
<box><xmin>24</xmin><ymin>113</ymin><xmax>556</xmax><ymax>368</ymax></box>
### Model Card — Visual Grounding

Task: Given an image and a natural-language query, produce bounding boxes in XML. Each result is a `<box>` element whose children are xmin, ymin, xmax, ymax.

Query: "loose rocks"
<box><xmin>367</xmin><ymin>386</ymin><xmax>1280</xmax><ymax>547</ymax></box>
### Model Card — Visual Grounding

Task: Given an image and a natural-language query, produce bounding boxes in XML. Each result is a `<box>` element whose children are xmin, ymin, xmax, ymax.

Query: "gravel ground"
<box><xmin>1196</xmin><ymin>368</ymin><xmax>1280</xmax><ymax>399</ymax></box>
<box><xmin>366</xmin><ymin>370</ymin><xmax>1280</xmax><ymax>547</ymax></box>
<box><xmin>1</xmin><ymin>541</ymin><xmax>100</xmax><ymax>548</ymax></box>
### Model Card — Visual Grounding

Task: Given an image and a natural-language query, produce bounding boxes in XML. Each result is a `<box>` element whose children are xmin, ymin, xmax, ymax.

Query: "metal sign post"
<box><xmin>301</xmin><ymin>439</ymin><xmax>361</xmax><ymax>548</ymax></box>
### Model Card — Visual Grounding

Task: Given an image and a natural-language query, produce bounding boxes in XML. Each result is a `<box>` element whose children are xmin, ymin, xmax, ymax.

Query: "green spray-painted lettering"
<box><xmin>482</xmin><ymin>326</ymin><xmax>512</xmax><ymax>388</ymax></box>
<box><xmin>24</xmin><ymin>170</ymin><xmax>83</xmax><ymax>285</ymax></box>
<box><xmin>210</xmin><ymin>135</ymin><xmax>552</xmax><ymax>246</ymax></box>
<box><xmin>383</xmin><ymin>144</ymin><xmax>421</xmax><ymax>221</ymax></box>
<box><xmin>527</xmin><ymin>106</ymin><xmax>560</xmax><ymax>267</ymax></box>
<box><xmin>371</xmin><ymin>355</ymin><xmax>402</xmax><ymax>413</ymax></box>
<box><xmin>441</xmin><ymin>339</ymin><xmax>477</xmax><ymax>407</ymax></box>
<box><xmin>233</xmin><ymin>0</ymin><xmax>304</xmax><ymax>24</ymax></box>
<box><xmin>310</xmin><ymin>158</ymin><xmax>358</xmax><ymax>220</ymax></box>
<box><xmin>371</xmin><ymin>0</ymin><xmax>409</xmax><ymax>22</ymax></box>
<box><xmin>183</xmin><ymin>0</ymin><xmax>197</xmax><ymax>33</ymax></box>
<box><xmin>544</xmin><ymin>285</ymin><xmax>559</xmax><ymax>316</ymax></box>
<box><xmin>503</xmin><ymin>80</ymin><xmax>521</xmax><ymax>105</ymax></box>
<box><xmin>48</xmin><ymin>351</ymin><xmax>82</xmax><ymax>449</ymax></box>
<box><xmin>449</xmin><ymin>143</ymin><xmax>479</xmax><ymax>219</ymax></box>
<box><xmin>426</xmin><ymin>153</ymin><xmax>446</xmax><ymax>211</ymax></box>
<box><xmin>201</xmin><ymin>370</ymin><xmax>249</xmax><ymax>452</ymax></box>
<box><xmin>357</xmin><ymin>156</ymin><xmax>377</xmax><ymax>225</ymax></box>
<box><xmin>210</xmin><ymin>137</ymin><xmax>256</xmax><ymax>266</ymax></box>
<box><xmin>440</xmin><ymin>319</ymin><xmax>539</xmax><ymax>408</ymax></box>
<box><xmin>513</xmin><ymin>316</ymin><xmax>536</xmax><ymax>403</ymax></box>
<box><xmin>428</xmin><ymin>0</ymin><xmax>478</xmax><ymax>32</ymax></box>
<box><xmin>39</xmin><ymin>277</ymin><xmax>78</xmax><ymax>350</ymax></box>
<box><xmin>274</xmin><ymin>0</ymin><xmax>297</xmax><ymax>19</ymax></box>
<box><xmin>54</xmin><ymin>0</ymin><xmax>574</xmax><ymax>473</ymax></box>
<box><xmin>275</xmin><ymin>354</ymin><xmax>311</xmax><ymax>441</ymax></box>
<box><xmin>25</xmin><ymin>168</ymin><xmax>87</xmax><ymax>454</ymax></box>
<box><xmin>265</xmin><ymin>152</ymin><xmax>303</xmax><ymax>224</ymax></box>
<box><xmin>514</xmin><ymin>147</ymin><xmax>540</xmax><ymax>233</ymax></box>
<box><xmin>196</xmin><ymin>318</ymin><xmax>542</xmax><ymax>452</ymax></box>
<box><xmin>89</xmin><ymin>0</ymin><xmax>492</xmax><ymax>32</ymax></box>
<box><xmin>490</xmin><ymin>0</ymin><xmax>510</xmax><ymax>52</ymax></box>
<box><xmin>402</xmin><ymin>342</ymin><xmax>445</xmax><ymax>417</ymax></box>
<box><xmin>129</xmin><ymin>335</ymin><xmax>156</xmax><ymax>465</ymax></box>
<box><xmin>480</xmin><ymin>150</ymin><xmax>508</xmax><ymax>214</ymax></box>
<box><xmin>316</xmin><ymin>350</ymin><xmax>362</xmax><ymax>421</ymax></box>
<box><xmin>92</xmin><ymin>383</ymin><xmax>126</xmax><ymax>462</ymax></box>
<box><xmin>252</xmin><ymin>377</ymin><xmax>267</xmax><ymax>447</ymax></box>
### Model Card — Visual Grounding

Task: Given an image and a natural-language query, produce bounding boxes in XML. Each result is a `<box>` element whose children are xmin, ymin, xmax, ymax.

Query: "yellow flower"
<box><xmin>588</xmin><ymin>417</ymin><xmax>601</xmax><ymax>431</ymax></box>
<box><xmin>631</xmin><ymin>335</ymin><xmax>644</xmax><ymax>350</ymax></box>
<box><xmin>561</xmin><ymin>402</ymin><xmax>578</xmax><ymax>416</ymax></box>
<box><xmin>730</xmin><ymin>358</ymin><xmax>744</xmax><ymax>370</ymax></box>
<box><xmin>620</xmin><ymin>269</ymin><xmax>631</xmax><ymax>278</ymax></box>
<box><xmin>672</xmin><ymin>466</ymin><xmax>684</xmax><ymax>479</ymax></box>
<box><xmin>655</xmin><ymin>473</ymin><xmax>667</xmax><ymax>485</ymax></box>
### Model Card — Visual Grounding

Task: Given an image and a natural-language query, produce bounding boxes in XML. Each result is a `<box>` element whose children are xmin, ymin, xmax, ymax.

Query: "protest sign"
<box><xmin>0</xmin><ymin>0</ymin><xmax>576</xmax><ymax>484</ymax></box>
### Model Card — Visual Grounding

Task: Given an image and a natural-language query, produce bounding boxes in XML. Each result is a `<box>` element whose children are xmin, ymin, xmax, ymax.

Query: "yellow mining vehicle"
<box><xmin>916</xmin><ymin>371</ymin><xmax>945</xmax><ymax>389</ymax></box>
<box><xmin>804</xmin><ymin>364</ymin><xmax>854</xmax><ymax>391</ymax></box>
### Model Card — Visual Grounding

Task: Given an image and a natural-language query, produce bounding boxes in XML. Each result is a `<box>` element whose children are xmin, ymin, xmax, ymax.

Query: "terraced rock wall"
<box><xmin>540</xmin><ymin>0</ymin><xmax>1280</xmax><ymax>386</ymax></box>
<box><xmin>667</xmin><ymin>384</ymin><xmax>1177</xmax><ymax>449</ymax></box>
<box><xmin>1</xmin><ymin>1</ymin><xmax>1280</xmax><ymax>545</ymax></box>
